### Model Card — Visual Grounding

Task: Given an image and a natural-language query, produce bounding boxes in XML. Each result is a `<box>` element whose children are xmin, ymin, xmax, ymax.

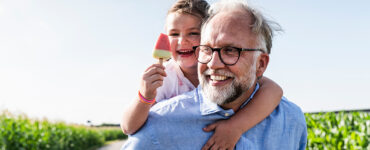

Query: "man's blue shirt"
<box><xmin>122</xmin><ymin>84</ymin><xmax>307</xmax><ymax>150</ymax></box>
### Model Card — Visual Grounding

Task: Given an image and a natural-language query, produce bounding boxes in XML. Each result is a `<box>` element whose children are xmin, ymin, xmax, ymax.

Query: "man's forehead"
<box><xmin>201</xmin><ymin>11</ymin><xmax>255</xmax><ymax>46</ymax></box>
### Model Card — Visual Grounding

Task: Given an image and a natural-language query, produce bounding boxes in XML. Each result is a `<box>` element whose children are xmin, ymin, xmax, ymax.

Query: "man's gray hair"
<box><xmin>203</xmin><ymin>0</ymin><xmax>281</xmax><ymax>54</ymax></box>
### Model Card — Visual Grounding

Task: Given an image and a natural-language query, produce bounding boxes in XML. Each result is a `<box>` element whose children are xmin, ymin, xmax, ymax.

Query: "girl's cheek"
<box><xmin>169</xmin><ymin>38</ymin><xmax>179</xmax><ymax>52</ymax></box>
<box><xmin>189</xmin><ymin>37</ymin><xmax>200</xmax><ymax>46</ymax></box>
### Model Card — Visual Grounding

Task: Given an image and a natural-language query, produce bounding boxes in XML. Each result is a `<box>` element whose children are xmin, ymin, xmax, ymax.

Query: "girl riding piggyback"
<box><xmin>121</xmin><ymin>0</ymin><xmax>283</xmax><ymax>149</ymax></box>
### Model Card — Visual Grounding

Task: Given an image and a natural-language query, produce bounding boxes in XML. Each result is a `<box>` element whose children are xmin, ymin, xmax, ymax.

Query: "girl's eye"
<box><xmin>169</xmin><ymin>33</ymin><xmax>179</xmax><ymax>36</ymax></box>
<box><xmin>189</xmin><ymin>32</ymin><xmax>200</xmax><ymax>36</ymax></box>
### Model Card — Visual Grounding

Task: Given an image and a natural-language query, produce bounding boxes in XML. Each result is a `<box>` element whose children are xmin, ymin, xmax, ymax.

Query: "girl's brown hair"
<box><xmin>168</xmin><ymin>0</ymin><xmax>210</xmax><ymax>20</ymax></box>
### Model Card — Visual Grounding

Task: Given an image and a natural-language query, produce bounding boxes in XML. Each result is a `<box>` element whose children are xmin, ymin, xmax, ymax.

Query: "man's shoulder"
<box><xmin>280</xmin><ymin>97</ymin><xmax>303</xmax><ymax>112</ymax></box>
<box><xmin>277</xmin><ymin>97</ymin><xmax>307</xmax><ymax>126</ymax></box>
<box><xmin>242</xmin><ymin>97</ymin><xmax>307</xmax><ymax>150</ymax></box>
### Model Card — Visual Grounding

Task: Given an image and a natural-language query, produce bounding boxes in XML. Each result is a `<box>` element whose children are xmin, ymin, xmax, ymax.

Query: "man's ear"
<box><xmin>256</xmin><ymin>53</ymin><xmax>269</xmax><ymax>79</ymax></box>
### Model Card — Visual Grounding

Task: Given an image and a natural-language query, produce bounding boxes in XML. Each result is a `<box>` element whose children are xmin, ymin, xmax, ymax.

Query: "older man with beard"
<box><xmin>121</xmin><ymin>1</ymin><xmax>307</xmax><ymax>150</ymax></box>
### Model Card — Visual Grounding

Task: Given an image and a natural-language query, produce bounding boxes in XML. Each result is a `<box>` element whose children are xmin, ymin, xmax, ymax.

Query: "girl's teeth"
<box><xmin>178</xmin><ymin>50</ymin><xmax>194</xmax><ymax>54</ymax></box>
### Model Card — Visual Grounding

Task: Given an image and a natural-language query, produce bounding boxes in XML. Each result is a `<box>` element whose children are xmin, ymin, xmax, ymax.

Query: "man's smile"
<box><xmin>206</xmin><ymin>74</ymin><xmax>233</xmax><ymax>86</ymax></box>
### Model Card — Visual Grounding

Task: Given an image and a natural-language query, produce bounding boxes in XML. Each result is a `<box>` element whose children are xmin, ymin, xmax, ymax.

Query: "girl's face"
<box><xmin>166</xmin><ymin>13</ymin><xmax>201</xmax><ymax>70</ymax></box>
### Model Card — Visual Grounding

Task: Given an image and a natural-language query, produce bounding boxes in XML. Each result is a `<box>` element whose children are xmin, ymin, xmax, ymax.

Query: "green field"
<box><xmin>1</xmin><ymin>111</ymin><xmax>369</xmax><ymax>150</ymax></box>
<box><xmin>305</xmin><ymin>111</ymin><xmax>369</xmax><ymax>150</ymax></box>
<box><xmin>0</xmin><ymin>111</ymin><xmax>126</xmax><ymax>150</ymax></box>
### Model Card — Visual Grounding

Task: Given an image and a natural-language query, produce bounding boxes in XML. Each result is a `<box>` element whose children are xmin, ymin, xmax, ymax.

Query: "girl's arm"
<box><xmin>121</xmin><ymin>97</ymin><xmax>152</xmax><ymax>135</ymax></box>
<box><xmin>120</xmin><ymin>64</ymin><xmax>166</xmax><ymax>135</ymax></box>
<box><xmin>202</xmin><ymin>76</ymin><xmax>283</xmax><ymax>150</ymax></box>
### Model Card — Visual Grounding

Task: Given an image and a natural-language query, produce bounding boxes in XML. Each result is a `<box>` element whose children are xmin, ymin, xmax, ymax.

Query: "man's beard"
<box><xmin>199</xmin><ymin>67</ymin><xmax>256</xmax><ymax>105</ymax></box>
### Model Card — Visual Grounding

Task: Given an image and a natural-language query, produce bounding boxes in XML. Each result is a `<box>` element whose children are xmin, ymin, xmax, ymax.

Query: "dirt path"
<box><xmin>97</xmin><ymin>140</ymin><xmax>126</xmax><ymax>150</ymax></box>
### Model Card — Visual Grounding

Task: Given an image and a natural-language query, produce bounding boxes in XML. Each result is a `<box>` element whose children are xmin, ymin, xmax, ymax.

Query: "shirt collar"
<box><xmin>197</xmin><ymin>83</ymin><xmax>260</xmax><ymax>116</ymax></box>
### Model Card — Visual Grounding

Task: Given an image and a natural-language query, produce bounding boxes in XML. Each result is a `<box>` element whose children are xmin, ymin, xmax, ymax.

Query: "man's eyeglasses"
<box><xmin>193</xmin><ymin>45</ymin><xmax>265</xmax><ymax>66</ymax></box>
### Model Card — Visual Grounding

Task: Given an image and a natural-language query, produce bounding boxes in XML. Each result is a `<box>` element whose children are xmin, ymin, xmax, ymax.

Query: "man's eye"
<box><xmin>223</xmin><ymin>47</ymin><xmax>238</xmax><ymax>56</ymax></box>
<box><xmin>224</xmin><ymin>48</ymin><xmax>236</xmax><ymax>52</ymax></box>
<box><xmin>200</xmin><ymin>48</ymin><xmax>210</xmax><ymax>53</ymax></box>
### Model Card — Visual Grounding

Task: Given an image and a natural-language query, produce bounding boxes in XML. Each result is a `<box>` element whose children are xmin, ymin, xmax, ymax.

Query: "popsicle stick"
<box><xmin>159</xmin><ymin>58</ymin><xmax>163</xmax><ymax>65</ymax></box>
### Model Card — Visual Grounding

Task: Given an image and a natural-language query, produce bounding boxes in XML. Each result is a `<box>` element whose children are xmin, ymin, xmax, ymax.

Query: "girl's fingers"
<box><xmin>151</xmin><ymin>80</ymin><xmax>164</xmax><ymax>89</ymax></box>
<box><xmin>150</xmin><ymin>74</ymin><xmax>164</xmax><ymax>83</ymax></box>
<box><xmin>202</xmin><ymin>138</ymin><xmax>215</xmax><ymax>150</ymax></box>
<box><xmin>139</xmin><ymin>63</ymin><xmax>167</xmax><ymax>99</ymax></box>
<box><xmin>144</xmin><ymin>64</ymin><xmax>165</xmax><ymax>72</ymax></box>
<box><xmin>142</xmin><ymin>74</ymin><xmax>164</xmax><ymax>92</ymax></box>
<box><xmin>143</xmin><ymin>65</ymin><xmax>166</xmax><ymax>77</ymax></box>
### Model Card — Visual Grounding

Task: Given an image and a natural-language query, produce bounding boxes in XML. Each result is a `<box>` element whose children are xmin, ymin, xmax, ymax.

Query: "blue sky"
<box><xmin>0</xmin><ymin>0</ymin><xmax>369</xmax><ymax>125</ymax></box>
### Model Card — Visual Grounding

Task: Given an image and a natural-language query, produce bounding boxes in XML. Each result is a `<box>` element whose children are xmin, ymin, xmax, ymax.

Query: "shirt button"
<box><xmin>224</xmin><ymin>113</ymin><xmax>230</xmax><ymax>117</ymax></box>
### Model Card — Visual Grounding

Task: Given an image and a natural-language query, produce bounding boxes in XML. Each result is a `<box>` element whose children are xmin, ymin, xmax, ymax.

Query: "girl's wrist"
<box><xmin>138</xmin><ymin>91</ymin><xmax>156</xmax><ymax>105</ymax></box>
<box><xmin>225</xmin><ymin>118</ymin><xmax>247</xmax><ymax>134</ymax></box>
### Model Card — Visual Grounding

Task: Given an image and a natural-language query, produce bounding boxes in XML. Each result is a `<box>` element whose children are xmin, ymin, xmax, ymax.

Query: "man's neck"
<box><xmin>220</xmin><ymin>82</ymin><xmax>257</xmax><ymax>112</ymax></box>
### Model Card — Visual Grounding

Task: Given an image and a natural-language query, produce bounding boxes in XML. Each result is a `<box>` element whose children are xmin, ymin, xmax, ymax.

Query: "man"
<box><xmin>122</xmin><ymin>1</ymin><xmax>307</xmax><ymax>149</ymax></box>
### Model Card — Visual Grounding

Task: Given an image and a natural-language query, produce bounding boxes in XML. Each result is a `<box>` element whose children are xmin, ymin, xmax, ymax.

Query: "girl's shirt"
<box><xmin>155</xmin><ymin>59</ymin><xmax>195</xmax><ymax>102</ymax></box>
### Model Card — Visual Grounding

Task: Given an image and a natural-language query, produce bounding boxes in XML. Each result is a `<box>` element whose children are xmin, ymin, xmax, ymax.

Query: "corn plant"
<box><xmin>0</xmin><ymin>112</ymin><xmax>126</xmax><ymax>150</ymax></box>
<box><xmin>305</xmin><ymin>111</ymin><xmax>369</xmax><ymax>150</ymax></box>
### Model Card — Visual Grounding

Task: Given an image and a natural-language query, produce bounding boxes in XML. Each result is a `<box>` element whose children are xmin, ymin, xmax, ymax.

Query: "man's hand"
<box><xmin>202</xmin><ymin>120</ymin><xmax>243</xmax><ymax>150</ymax></box>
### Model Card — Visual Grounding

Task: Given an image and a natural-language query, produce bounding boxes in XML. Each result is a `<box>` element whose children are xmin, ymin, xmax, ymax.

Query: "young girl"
<box><xmin>121</xmin><ymin>0</ymin><xmax>283</xmax><ymax>148</ymax></box>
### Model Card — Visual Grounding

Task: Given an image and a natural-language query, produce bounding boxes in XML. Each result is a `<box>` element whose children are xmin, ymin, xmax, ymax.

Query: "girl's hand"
<box><xmin>139</xmin><ymin>64</ymin><xmax>167</xmax><ymax>100</ymax></box>
<box><xmin>202</xmin><ymin>120</ymin><xmax>242</xmax><ymax>150</ymax></box>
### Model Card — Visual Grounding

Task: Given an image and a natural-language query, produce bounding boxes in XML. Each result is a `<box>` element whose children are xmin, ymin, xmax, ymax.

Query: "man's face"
<box><xmin>198</xmin><ymin>11</ymin><xmax>260</xmax><ymax>105</ymax></box>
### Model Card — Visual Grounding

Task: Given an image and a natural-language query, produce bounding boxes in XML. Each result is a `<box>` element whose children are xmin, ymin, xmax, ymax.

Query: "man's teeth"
<box><xmin>210</xmin><ymin>75</ymin><xmax>228</xmax><ymax>81</ymax></box>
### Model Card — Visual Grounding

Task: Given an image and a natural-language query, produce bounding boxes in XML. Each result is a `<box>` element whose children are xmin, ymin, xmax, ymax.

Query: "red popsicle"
<box><xmin>152</xmin><ymin>33</ymin><xmax>171</xmax><ymax>65</ymax></box>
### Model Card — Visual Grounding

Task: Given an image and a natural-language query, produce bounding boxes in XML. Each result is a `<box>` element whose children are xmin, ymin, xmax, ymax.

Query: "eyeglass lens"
<box><xmin>196</xmin><ymin>46</ymin><xmax>239</xmax><ymax>65</ymax></box>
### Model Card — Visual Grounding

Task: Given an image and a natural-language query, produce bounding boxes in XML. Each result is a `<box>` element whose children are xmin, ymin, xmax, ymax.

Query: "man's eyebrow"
<box><xmin>214</xmin><ymin>43</ymin><xmax>236</xmax><ymax>48</ymax></box>
<box><xmin>219</xmin><ymin>43</ymin><xmax>233</xmax><ymax>47</ymax></box>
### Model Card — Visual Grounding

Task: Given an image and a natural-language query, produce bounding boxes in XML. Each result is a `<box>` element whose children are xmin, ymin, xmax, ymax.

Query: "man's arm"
<box><xmin>299</xmin><ymin>116</ymin><xmax>308</xmax><ymax>150</ymax></box>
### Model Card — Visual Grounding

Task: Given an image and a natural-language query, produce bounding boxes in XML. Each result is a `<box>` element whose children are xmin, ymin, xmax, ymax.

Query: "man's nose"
<box><xmin>207</xmin><ymin>51</ymin><xmax>225</xmax><ymax>70</ymax></box>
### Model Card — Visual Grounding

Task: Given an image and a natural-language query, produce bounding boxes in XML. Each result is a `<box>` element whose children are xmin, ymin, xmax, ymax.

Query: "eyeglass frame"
<box><xmin>193</xmin><ymin>45</ymin><xmax>265</xmax><ymax>66</ymax></box>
